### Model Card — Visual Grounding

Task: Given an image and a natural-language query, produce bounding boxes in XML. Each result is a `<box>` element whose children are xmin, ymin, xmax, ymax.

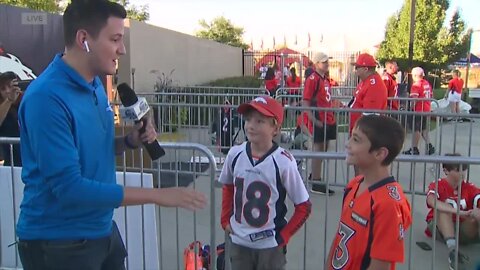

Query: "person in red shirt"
<box><xmin>264</xmin><ymin>67</ymin><xmax>278</xmax><ymax>96</ymax></box>
<box><xmin>425</xmin><ymin>153</ymin><xmax>480</xmax><ymax>269</ymax></box>
<box><xmin>286</xmin><ymin>67</ymin><xmax>301</xmax><ymax>90</ymax></box>
<box><xmin>445</xmin><ymin>70</ymin><xmax>464</xmax><ymax>116</ymax></box>
<box><xmin>327</xmin><ymin>115</ymin><xmax>411</xmax><ymax>270</ymax></box>
<box><xmin>403</xmin><ymin>67</ymin><xmax>435</xmax><ymax>155</ymax></box>
<box><xmin>382</xmin><ymin>60</ymin><xmax>399</xmax><ymax>111</ymax></box>
<box><xmin>349</xmin><ymin>53</ymin><xmax>387</xmax><ymax>134</ymax></box>
<box><xmin>293</xmin><ymin>111</ymin><xmax>313</xmax><ymax>150</ymax></box>
<box><xmin>349</xmin><ymin>53</ymin><xmax>387</xmax><ymax>176</ymax></box>
<box><xmin>302</xmin><ymin>52</ymin><xmax>336</xmax><ymax>195</ymax></box>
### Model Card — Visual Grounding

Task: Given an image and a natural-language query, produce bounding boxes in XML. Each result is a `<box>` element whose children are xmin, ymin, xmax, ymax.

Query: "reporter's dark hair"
<box><xmin>0</xmin><ymin>72</ymin><xmax>19</xmax><ymax>89</ymax></box>
<box><xmin>63</xmin><ymin>0</ymin><xmax>127</xmax><ymax>48</ymax></box>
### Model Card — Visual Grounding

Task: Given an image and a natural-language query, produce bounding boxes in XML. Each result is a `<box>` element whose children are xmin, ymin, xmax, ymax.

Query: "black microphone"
<box><xmin>117</xmin><ymin>83</ymin><xmax>165</xmax><ymax>160</ymax></box>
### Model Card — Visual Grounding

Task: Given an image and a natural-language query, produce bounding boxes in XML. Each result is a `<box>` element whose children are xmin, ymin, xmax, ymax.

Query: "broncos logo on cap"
<box><xmin>253</xmin><ymin>97</ymin><xmax>268</xmax><ymax>104</ymax></box>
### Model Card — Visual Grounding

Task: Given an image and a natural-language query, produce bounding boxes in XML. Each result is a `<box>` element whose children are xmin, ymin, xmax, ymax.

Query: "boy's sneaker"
<box><xmin>427</xmin><ymin>144</ymin><xmax>435</xmax><ymax>155</ymax></box>
<box><xmin>311</xmin><ymin>182</ymin><xmax>335</xmax><ymax>195</ymax></box>
<box><xmin>402</xmin><ymin>147</ymin><xmax>420</xmax><ymax>155</ymax></box>
<box><xmin>448</xmin><ymin>249</ymin><xmax>468</xmax><ymax>270</ymax></box>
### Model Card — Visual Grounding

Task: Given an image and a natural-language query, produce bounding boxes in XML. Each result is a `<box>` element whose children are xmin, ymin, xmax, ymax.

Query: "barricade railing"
<box><xmin>121</xmin><ymin>98</ymin><xmax>479</xmax><ymax>193</ymax></box>
<box><xmin>226</xmin><ymin>151</ymin><xmax>480</xmax><ymax>270</ymax></box>
<box><xmin>0</xmin><ymin>138</ymin><xmax>218</xmax><ymax>270</ymax></box>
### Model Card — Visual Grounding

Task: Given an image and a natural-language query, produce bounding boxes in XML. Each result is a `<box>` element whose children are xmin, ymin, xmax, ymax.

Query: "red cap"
<box><xmin>352</xmin><ymin>53</ymin><xmax>377</xmax><ymax>67</ymax></box>
<box><xmin>238</xmin><ymin>96</ymin><xmax>284</xmax><ymax>126</ymax></box>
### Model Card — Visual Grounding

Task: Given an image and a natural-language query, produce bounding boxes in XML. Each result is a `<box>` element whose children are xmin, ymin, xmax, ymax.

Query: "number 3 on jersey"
<box><xmin>234</xmin><ymin>177</ymin><xmax>271</xmax><ymax>227</ymax></box>
<box><xmin>332</xmin><ymin>222</ymin><xmax>355</xmax><ymax>269</ymax></box>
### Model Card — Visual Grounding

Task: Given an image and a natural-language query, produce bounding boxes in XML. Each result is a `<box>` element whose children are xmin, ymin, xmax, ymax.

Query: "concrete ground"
<box><xmin>152</xmin><ymin>119</ymin><xmax>480</xmax><ymax>270</ymax></box>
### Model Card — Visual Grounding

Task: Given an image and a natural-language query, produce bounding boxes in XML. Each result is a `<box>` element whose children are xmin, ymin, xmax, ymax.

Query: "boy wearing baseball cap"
<box><xmin>403</xmin><ymin>66</ymin><xmax>435</xmax><ymax>155</ymax></box>
<box><xmin>219</xmin><ymin>96</ymin><xmax>311</xmax><ymax>270</ymax></box>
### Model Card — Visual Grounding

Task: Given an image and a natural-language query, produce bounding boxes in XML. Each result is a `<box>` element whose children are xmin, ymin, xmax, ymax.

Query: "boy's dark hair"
<box><xmin>0</xmin><ymin>72</ymin><xmax>19</xmax><ymax>89</ymax></box>
<box><xmin>63</xmin><ymin>0</ymin><xmax>127</xmax><ymax>48</ymax></box>
<box><xmin>355</xmin><ymin>115</ymin><xmax>405</xmax><ymax>166</ymax></box>
<box><xmin>442</xmin><ymin>153</ymin><xmax>468</xmax><ymax>171</ymax></box>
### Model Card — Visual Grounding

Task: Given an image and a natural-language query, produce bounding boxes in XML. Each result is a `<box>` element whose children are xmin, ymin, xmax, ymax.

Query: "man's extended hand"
<box><xmin>156</xmin><ymin>187</ymin><xmax>207</xmax><ymax>211</ymax></box>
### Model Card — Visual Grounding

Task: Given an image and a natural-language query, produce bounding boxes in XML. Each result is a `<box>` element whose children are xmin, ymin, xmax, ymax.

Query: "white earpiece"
<box><xmin>83</xmin><ymin>40</ymin><xmax>90</xmax><ymax>53</ymax></box>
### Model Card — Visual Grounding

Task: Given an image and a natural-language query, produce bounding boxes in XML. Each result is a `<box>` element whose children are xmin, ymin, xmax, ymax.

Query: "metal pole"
<box><xmin>241</xmin><ymin>49</ymin><xmax>245</xmax><ymax>77</ymax></box>
<box><xmin>131</xmin><ymin>68</ymin><xmax>136</xmax><ymax>90</ymax></box>
<box><xmin>407</xmin><ymin>0</ymin><xmax>416</xmax><ymax>93</ymax></box>
<box><xmin>464</xmin><ymin>30</ymin><xmax>479</xmax><ymax>95</ymax></box>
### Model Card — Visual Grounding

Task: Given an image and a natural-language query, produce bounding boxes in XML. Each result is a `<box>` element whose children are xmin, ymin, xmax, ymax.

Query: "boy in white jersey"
<box><xmin>219</xmin><ymin>96</ymin><xmax>311</xmax><ymax>270</ymax></box>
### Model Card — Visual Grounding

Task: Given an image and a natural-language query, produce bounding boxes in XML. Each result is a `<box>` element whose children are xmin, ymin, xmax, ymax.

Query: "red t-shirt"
<box><xmin>302</xmin><ymin>72</ymin><xmax>335</xmax><ymax>125</ymax></box>
<box><xmin>296</xmin><ymin>112</ymin><xmax>313</xmax><ymax>135</ymax></box>
<box><xmin>328</xmin><ymin>176</ymin><xmax>412</xmax><ymax>270</ymax></box>
<box><xmin>265</xmin><ymin>79</ymin><xmax>278</xmax><ymax>93</ymax></box>
<box><xmin>410</xmin><ymin>79</ymin><xmax>432</xmax><ymax>112</ymax></box>
<box><xmin>349</xmin><ymin>73</ymin><xmax>388</xmax><ymax>132</ymax></box>
<box><xmin>425</xmin><ymin>179</ymin><xmax>480</xmax><ymax>225</ymax></box>
<box><xmin>382</xmin><ymin>73</ymin><xmax>399</xmax><ymax>110</ymax></box>
<box><xmin>448</xmin><ymin>77</ymin><xmax>464</xmax><ymax>94</ymax></box>
<box><xmin>286</xmin><ymin>76</ymin><xmax>301</xmax><ymax>88</ymax></box>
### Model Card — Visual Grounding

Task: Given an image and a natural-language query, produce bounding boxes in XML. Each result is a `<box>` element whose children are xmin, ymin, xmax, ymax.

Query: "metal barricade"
<box><xmin>283</xmin><ymin>151</ymin><xmax>480</xmax><ymax>270</ymax></box>
<box><xmin>0</xmin><ymin>137</ymin><xmax>218</xmax><ymax>270</ymax></box>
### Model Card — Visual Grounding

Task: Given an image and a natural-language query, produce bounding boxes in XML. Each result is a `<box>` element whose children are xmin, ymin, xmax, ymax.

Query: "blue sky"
<box><xmin>131</xmin><ymin>0</ymin><xmax>480</xmax><ymax>53</ymax></box>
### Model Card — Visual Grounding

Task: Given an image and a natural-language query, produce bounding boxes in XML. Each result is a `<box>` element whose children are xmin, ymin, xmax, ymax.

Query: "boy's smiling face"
<box><xmin>346</xmin><ymin>126</ymin><xmax>387</xmax><ymax>167</ymax></box>
<box><xmin>244</xmin><ymin>110</ymin><xmax>278</xmax><ymax>145</ymax></box>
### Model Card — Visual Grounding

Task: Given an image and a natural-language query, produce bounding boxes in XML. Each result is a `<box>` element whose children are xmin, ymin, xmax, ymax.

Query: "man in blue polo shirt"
<box><xmin>16</xmin><ymin>1</ymin><xmax>206</xmax><ymax>269</ymax></box>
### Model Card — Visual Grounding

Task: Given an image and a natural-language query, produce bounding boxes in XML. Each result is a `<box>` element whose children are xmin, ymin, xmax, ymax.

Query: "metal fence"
<box><xmin>281</xmin><ymin>151</ymin><xmax>480</xmax><ymax>270</ymax></box>
<box><xmin>2</xmin><ymin>92</ymin><xmax>480</xmax><ymax>269</ymax></box>
<box><xmin>242</xmin><ymin>50</ymin><xmax>361</xmax><ymax>88</ymax></box>
<box><xmin>0</xmin><ymin>138</ymin><xmax>219</xmax><ymax>270</ymax></box>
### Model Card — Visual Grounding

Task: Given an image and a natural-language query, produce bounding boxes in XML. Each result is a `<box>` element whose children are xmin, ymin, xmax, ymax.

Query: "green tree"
<box><xmin>196</xmin><ymin>16</ymin><xmax>249</xmax><ymax>49</ymax></box>
<box><xmin>0</xmin><ymin>0</ymin><xmax>62</xmax><ymax>12</ymax></box>
<box><xmin>0</xmin><ymin>0</ymin><xmax>149</xmax><ymax>22</ymax></box>
<box><xmin>377</xmin><ymin>0</ymin><xmax>470</xmax><ymax>70</ymax></box>
<box><xmin>113</xmin><ymin>0</ymin><xmax>149</xmax><ymax>22</ymax></box>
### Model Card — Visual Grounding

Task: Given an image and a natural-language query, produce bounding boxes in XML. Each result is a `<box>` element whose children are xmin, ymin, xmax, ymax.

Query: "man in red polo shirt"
<box><xmin>403</xmin><ymin>67</ymin><xmax>435</xmax><ymax>155</ymax></box>
<box><xmin>302</xmin><ymin>52</ymin><xmax>336</xmax><ymax>195</ymax></box>
<box><xmin>445</xmin><ymin>69</ymin><xmax>464</xmax><ymax>116</ymax></box>
<box><xmin>382</xmin><ymin>60</ymin><xmax>399</xmax><ymax>111</ymax></box>
<box><xmin>349</xmin><ymin>53</ymin><xmax>387</xmax><ymax>133</ymax></box>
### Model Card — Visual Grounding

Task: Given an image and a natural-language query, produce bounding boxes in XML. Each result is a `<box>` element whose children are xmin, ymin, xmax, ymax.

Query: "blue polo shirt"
<box><xmin>17</xmin><ymin>54</ymin><xmax>124</xmax><ymax>240</ymax></box>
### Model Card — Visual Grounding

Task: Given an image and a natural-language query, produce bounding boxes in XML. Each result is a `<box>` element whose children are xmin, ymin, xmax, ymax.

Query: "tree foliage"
<box><xmin>196</xmin><ymin>16</ymin><xmax>249</xmax><ymax>49</ymax></box>
<box><xmin>0</xmin><ymin>0</ymin><xmax>150</xmax><ymax>22</ymax></box>
<box><xmin>112</xmin><ymin>0</ymin><xmax>149</xmax><ymax>22</ymax></box>
<box><xmin>0</xmin><ymin>0</ymin><xmax>62</xmax><ymax>12</ymax></box>
<box><xmin>377</xmin><ymin>0</ymin><xmax>470</xmax><ymax>70</ymax></box>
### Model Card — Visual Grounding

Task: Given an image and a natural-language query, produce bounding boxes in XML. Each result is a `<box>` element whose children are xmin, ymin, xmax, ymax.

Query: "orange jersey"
<box><xmin>382</xmin><ymin>73</ymin><xmax>399</xmax><ymax>110</ymax></box>
<box><xmin>448</xmin><ymin>77</ymin><xmax>464</xmax><ymax>94</ymax></box>
<box><xmin>410</xmin><ymin>79</ymin><xmax>432</xmax><ymax>112</ymax></box>
<box><xmin>328</xmin><ymin>176</ymin><xmax>412</xmax><ymax>270</ymax></box>
<box><xmin>349</xmin><ymin>73</ymin><xmax>387</xmax><ymax>132</ymax></box>
<box><xmin>303</xmin><ymin>71</ymin><xmax>335</xmax><ymax>125</ymax></box>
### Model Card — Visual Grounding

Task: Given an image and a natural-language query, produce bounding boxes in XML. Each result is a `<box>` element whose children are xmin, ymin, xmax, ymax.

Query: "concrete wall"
<box><xmin>118</xmin><ymin>20</ymin><xmax>243</xmax><ymax>92</ymax></box>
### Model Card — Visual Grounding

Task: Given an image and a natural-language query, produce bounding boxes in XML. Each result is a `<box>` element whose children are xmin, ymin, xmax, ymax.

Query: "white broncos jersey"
<box><xmin>218</xmin><ymin>142</ymin><xmax>309</xmax><ymax>249</ymax></box>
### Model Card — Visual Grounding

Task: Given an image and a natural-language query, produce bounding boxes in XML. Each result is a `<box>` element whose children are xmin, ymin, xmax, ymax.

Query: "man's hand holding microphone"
<box><xmin>117</xmin><ymin>83</ymin><xmax>207</xmax><ymax>211</ymax></box>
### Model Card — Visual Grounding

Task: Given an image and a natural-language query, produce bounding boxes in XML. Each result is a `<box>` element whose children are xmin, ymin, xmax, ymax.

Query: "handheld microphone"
<box><xmin>117</xmin><ymin>83</ymin><xmax>165</xmax><ymax>160</ymax></box>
